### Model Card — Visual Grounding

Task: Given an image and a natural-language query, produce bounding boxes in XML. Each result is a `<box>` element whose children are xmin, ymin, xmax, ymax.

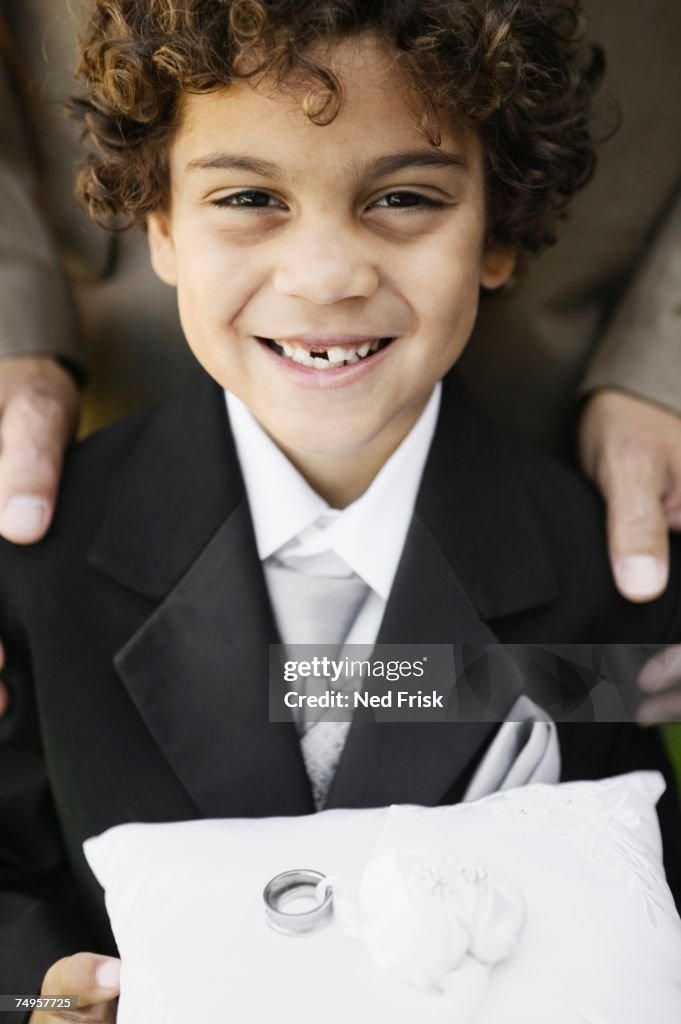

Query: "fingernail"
<box><xmin>614</xmin><ymin>556</ymin><xmax>668</xmax><ymax>599</ymax></box>
<box><xmin>0</xmin><ymin>497</ymin><xmax>49</xmax><ymax>541</ymax></box>
<box><xmin>96</xmin><ymin>959</ymin><xmax>121</xmax><ymax>990</ymax></box>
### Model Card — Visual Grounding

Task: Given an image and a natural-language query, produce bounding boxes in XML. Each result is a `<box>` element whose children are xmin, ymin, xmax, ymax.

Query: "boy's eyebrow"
<box><xmin>358</xmin><ymin>149</ymin><xmax>470</xmax><ymax>179</ymax></box>
<box><xmin>185</xmin><ymin>148</ymin><xmax>469</xmax><ymax>180</ymax></box>
<box><xmin>186</xmin><ymin>154</ymin><xmax>284</xmax><ymax>177</ymax></box>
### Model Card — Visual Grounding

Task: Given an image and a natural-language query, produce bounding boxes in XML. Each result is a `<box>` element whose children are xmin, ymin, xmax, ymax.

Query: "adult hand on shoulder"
<box><xmin>0</xmin><ymin>356</ymin><xmax>80</xmax><ymax>718</ymax></box>
<box><xmin>580</xmin><ymin>392</ymin><xmax>681</xmax><ymax>725</ymax></box>
<box><xmin>579</xmin><ymin>389</ymin><xmax>681</xmax><ymax>603</ymax></box>
<box><xmin>29</xmin><ymin>953</ymin><xmax>120</xmax><ymax>1024</ymax></box>
<box><xmin>0</xmin><ymin>356</ymin><xmax>80</xmax><ymax>544</ymax></box>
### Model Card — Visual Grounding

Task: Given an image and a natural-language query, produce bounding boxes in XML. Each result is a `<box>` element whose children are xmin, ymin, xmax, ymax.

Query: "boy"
<box><xmin>1</xmin><ymin>0</ymin><xmax>680</xmax><ymax>1019</ymax></box>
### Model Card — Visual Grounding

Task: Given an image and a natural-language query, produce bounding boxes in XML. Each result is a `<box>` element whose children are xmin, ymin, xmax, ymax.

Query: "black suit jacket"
<box><xmin>1</xmin><ymin>368</ymin><xmax>681</xmax><ymax>1010</ymax></box>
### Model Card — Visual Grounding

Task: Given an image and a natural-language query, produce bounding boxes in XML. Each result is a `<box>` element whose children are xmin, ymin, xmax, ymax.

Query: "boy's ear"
<box><xmin>147</xmin><ymin>212</ymin><xmax>178</xmax><ymax>286</ymax></box>
<box><xmin>480</xmin><ymin>246</ymin><xmax>516</xmax><ymax>290</ymax></box>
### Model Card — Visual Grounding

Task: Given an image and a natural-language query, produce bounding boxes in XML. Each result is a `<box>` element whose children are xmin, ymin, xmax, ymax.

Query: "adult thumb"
<box><xmin>42</xmin><ymin>952</ymin><xmax>120</xmax><ymax>1010</ymax></box>
<box><xmin>604</xmin><ymin>463</ymin><xmax>669</xmax><ymax>602</ymax></box>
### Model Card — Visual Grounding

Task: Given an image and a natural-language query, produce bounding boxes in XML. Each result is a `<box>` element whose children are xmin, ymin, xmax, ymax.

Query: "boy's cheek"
<box><xmin>414</xmin><ymin>260</ymin><xmax>483</xmax><ymax>331</ymax></box>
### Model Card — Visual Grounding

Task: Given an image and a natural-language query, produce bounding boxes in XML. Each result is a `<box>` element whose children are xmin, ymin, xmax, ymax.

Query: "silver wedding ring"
<box><xmin>263</xmin><ymin>869</ymin><xmax>333</xmax><ymax>936</ymax></box>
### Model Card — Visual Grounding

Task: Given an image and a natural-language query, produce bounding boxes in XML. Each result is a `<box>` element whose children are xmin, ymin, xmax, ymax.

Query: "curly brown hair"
<box><xmin>71</xmin><ymin>0</ymin><xmax>606</xmax><ymax>253</ymax></box>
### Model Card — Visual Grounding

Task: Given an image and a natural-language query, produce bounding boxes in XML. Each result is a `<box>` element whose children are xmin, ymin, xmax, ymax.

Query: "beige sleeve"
<box><xmin>580</xmin><ymin>185</ymin><xmax>681</xmax><ymax>415</ymax></box>
<box><xmin>0</xmin><ymin>58</ymin><xmax>81</xmax><ymax>365</ymax></box>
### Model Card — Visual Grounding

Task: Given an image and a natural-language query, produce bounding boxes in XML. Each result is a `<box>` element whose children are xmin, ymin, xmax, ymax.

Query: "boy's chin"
<box><xmin>263</xmin><ymin>399</ymin><xmax>431</xmax><ymax>461</ymax></box>
<box><xmin>272</xmin><ymin>430</ymin><xmax>376</xmax><ymax>459</ymax></box>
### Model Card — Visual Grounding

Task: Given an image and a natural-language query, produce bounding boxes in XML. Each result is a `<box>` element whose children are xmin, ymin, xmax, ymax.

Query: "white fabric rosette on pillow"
<box><xmin>84</xmin><ymin>772</ymin><xmax>681</xmax><ymax>1024</ymax></box>
<box><xmin>331</xmin><ymin>844</ymin><xmax>527</xmax><ymax>1019</ymax></box>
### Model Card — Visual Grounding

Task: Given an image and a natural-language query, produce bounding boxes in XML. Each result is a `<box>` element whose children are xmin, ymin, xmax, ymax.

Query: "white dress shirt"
<box><xmin>225</xmin><ymin>383</ymin><xmax>441</xmax><ymax>645</ymax></box>
<box><xmin>225</xmin><ymin>386</ymin><xmax>560</xmax><ymax>809</ymax></box>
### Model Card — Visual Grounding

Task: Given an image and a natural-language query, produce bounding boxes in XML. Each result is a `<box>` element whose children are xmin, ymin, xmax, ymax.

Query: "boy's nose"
<box><xmin>272</xmin><ymin>233</ymin><xmax>379</xmax><ymax>304</ymax></box>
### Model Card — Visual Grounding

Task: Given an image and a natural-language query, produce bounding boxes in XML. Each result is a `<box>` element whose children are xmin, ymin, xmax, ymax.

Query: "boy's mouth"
<box><xmin>256</xmin><ymin>336</ymin><xmax>395</xmax><ymax>369</ymax></box>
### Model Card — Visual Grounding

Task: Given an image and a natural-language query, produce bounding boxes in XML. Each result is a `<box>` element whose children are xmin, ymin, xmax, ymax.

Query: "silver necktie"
<box><xmin>264</xmin><ymin>562</ymin><xmax>369</xmax><ymax>808</ymax></box>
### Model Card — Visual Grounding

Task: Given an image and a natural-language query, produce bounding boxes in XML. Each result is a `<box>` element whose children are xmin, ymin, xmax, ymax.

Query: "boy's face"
<box><xmin>148</xmin><ymin>36</ymin><xmax>514</xmax><ymax>461</ymax></box>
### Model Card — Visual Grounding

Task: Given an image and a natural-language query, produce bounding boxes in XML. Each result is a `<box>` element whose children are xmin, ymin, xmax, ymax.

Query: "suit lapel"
<box><xmin>89</xmin><ymin>370</ymin><xmax>314</xmax><ymax>817</ymax></box>
<box><xmin>113</xmin><ymin>501</ymin><xmax>314</xmax><ymax>818</ymax></box>
<box><xmin>413</xmin><ymin>372</ymin><xmax>559</xmax><ymax>623</ymax></box>
<box><xmin>325</xmin><ymin>514</ymin><xmax>504</xmax><ymax>809</ymax></box>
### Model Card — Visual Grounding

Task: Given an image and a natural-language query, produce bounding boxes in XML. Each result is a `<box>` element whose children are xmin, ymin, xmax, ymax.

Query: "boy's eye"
<box><xmin>210</xmin><ymin>190</ymin><xmax>285</xmax><ymax>209</ymax></box>
<box><xmin>371</xmin><ymin>191</ymin><xmax>445</xmax><ymax>211</ymax></box>
<box><xmin>210</xmin><ymin>190</ymin><xmax>445</xmax><ymax>211</ymax></box>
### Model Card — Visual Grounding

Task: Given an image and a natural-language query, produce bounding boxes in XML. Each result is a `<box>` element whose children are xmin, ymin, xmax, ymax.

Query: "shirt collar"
<box><xmin>225</xmin><ymin>383</ymin><xmax>441</xmax><ymax>600</ymax></box>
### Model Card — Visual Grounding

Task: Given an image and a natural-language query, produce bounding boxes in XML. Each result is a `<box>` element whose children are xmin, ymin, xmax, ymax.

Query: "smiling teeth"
<box><xmin>275</xmin><ymin>338</ymin><xmax>383</xmax><ymax>368</ymax></box>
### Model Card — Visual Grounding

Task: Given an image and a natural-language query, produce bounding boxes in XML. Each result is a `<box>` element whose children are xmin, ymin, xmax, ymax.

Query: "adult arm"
<box><xmin>581</xmin><ymin>185</ymin><xmax>681</xmax><ymax>420</ymax></box>
<box><xmin>0</xmin><ymin>19</ymin><xmax>81</xmax><ymax>370</ymax></box>
<box><xmin>0</xmin><ymin>162</ymin><xmax>82</xmax><ymax>538</ymax></box>
<box><xmin>0</xmin><ymin>47</ymin><xmax>82</xmax><ymax>540</ymax></box>
<box><xmin>0</xmin><ymin>22</ymin><xmax>82</xmax><ymax>714</ymax></box>
<box><xmin>0</xmin><ymin>157</ymin><xmax>81</xmax><ymax>369</ymax></box>
<box><xmin>578</xmin><ymin>186</ymin><xmax>681</xmax><ymax>603</ymax></box>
